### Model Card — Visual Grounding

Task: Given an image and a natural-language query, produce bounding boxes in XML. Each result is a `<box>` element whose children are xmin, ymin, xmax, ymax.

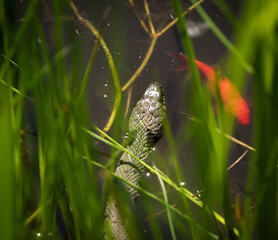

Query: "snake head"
<box><xmin>129</xmin><ymin>82</ymin><xmax>166</xmax><ymax>146</ymax></box>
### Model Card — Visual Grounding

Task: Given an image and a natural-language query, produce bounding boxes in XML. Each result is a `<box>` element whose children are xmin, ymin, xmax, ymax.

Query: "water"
<box><xmin>19</xmin><ymin>0</ymin><xmax>252</xmax><ymax>238</ymax></box>
<box><xmin>77</xmin><ymin>0</ymin><xmax>252</xmax><ymax>238</ymax></box>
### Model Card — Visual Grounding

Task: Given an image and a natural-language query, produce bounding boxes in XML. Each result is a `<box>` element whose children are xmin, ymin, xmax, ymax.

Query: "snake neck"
<box><xmin>104</xmin><ymin>82</ymin><xmax>166</xmax><ymax>240</ymax></box>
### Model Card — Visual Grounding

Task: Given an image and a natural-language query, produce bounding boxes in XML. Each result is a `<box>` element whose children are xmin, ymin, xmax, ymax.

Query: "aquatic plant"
<box><xmin>0</xmin><ymin>0</ymin><xmax>277</xmax><ymax>239</ymax></box>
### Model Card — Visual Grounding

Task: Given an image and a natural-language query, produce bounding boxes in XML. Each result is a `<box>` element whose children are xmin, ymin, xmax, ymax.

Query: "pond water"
<box><xmin>71</xmin><ymin>1</ymin><xmax>253</xmax><ymax>239</ymax></box>
<box><xmin>76</xmin><ymin>0</ymin><xmax>252</xmax><ymax>194</ymax></box>
<box><xmin>18</xmin><ymin>0</ymin><xmax>254</xmax><ymax>239</ymax></box>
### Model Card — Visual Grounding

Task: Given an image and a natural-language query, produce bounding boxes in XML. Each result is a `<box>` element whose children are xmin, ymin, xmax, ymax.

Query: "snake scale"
<box><xmin>104</xmin><ymin>82</ymin><xmax>166</xmax><ymax>240</ymax></box>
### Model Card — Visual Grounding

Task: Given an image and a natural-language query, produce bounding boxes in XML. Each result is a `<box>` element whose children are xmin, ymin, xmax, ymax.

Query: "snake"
<box><xmin>104</xmin><ymin>82</ymin><xmax>166</xmax><ymax>240</ymax></box>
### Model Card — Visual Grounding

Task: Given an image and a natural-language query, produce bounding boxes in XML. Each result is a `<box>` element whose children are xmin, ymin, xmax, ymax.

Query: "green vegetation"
<box><xmin>0</xmin><ymin>0</ymin><xmax>277</xmax><ymax>239</ymax></box>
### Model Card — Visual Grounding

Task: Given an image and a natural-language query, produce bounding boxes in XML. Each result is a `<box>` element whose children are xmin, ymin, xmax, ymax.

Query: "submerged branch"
<box><xmin>156</xmin><ymin>0</ymin><xmax>204</xmax><ymax>37</ymax></box>
<box><xmin>122</xmin><ymin>0</ymin><xmax>204</xmax><ymax>91</ymax></box>
<box><xmin>144</xmin><ymin>0</ymin><xmax>156</xmax><ymax>35</ymax></box>
<box><xmin>183</xmin><ymin>112</ymin><xmax>256</xmax><ymax>151</ymax></box>
<box><xmin>227</xmin><ymin>150</ymin><xmax>249</xmax><ymax>171</ymax></box>
<box><xmin>128</xmin><ymin>0</ymin><xmax>152</xmax><ymax>37</ymax></box>
<box><xmin>121</xmin><ymin>37</ymin><xmax>157</xmax><ymax>92</ymax></box>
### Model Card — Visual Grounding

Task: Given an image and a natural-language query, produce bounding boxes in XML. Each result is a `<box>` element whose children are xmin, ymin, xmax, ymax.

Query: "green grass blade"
<box><xmin>155</xmin><ymin>165</ymin><xmax>177</xmax><ymax>240</ymax></box>
<box><xmin>0</xmin><ymin>77</ymin><xmax>14</xmax><ymax>240</ymax></box>
<box><xmin>190</xmin><ymin>0</ymin><xmax>254</xmax><ymax>74</ymax></box>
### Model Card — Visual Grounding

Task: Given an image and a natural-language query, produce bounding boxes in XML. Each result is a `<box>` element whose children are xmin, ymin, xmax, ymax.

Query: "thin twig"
<box><xmin>123</xmin><ymin>0</ymin><xmax>204</xmax><ymax>91</ymax></box>
<box><xmin>144</xmin><ymin>0</ymin><xmax>156</xmax><ymax>35</ymax></box>
<box><xmin>182</xmin><ymin>112</ymin><xmax>256</xmax><ymax>151</ymax></box>
<box><xmin>143</xmin><ymin>204</ymin><xmax>177</xmax><ymax>222</ymax></box>
<box><xmin>227</xmin><ymin>150</ymin><xmax>249</xmax><ymax>171</ymax></box>
<box><xmin>156</xmin><ymin>0</ymin><xmax>204</xmax><ymax>37</ymax></box>
<box><xmin>192</xmin><ymin>150</ymin><xmax>249</xmax><ymax>199</ymax></box>
<box><xmin>121</xmin><ymin>36</ymin><xmax>158</xmax><ymax>91</ymax></box>
<box><xmin>128</xmin><ymin>0</ymin><xmax>151</xmax><ymax>37</ymax></box>
<box><xmin>216</xmin><ymin>128</ymin><xmax>256</xmax><ymax>151</ymax></box>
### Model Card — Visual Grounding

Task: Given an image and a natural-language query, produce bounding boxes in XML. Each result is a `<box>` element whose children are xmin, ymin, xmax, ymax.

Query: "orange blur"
<box><xmin>171</xmin><ymin>53</ymin><xmax>250</xmax><ymax>125</ymax></box>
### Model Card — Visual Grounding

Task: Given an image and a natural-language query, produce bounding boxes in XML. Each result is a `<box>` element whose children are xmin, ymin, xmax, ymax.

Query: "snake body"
<box><xmin>105</xmin><ymin>82</ymin><xmax>166</xmax><ymax>240</ymax></box>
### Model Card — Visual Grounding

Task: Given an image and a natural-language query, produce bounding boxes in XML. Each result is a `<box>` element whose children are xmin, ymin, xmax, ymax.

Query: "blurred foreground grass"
<box><xmin>0</xmin><ymin>0</ymin><xmax>277</xmax><ymax>239</ymax></box>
